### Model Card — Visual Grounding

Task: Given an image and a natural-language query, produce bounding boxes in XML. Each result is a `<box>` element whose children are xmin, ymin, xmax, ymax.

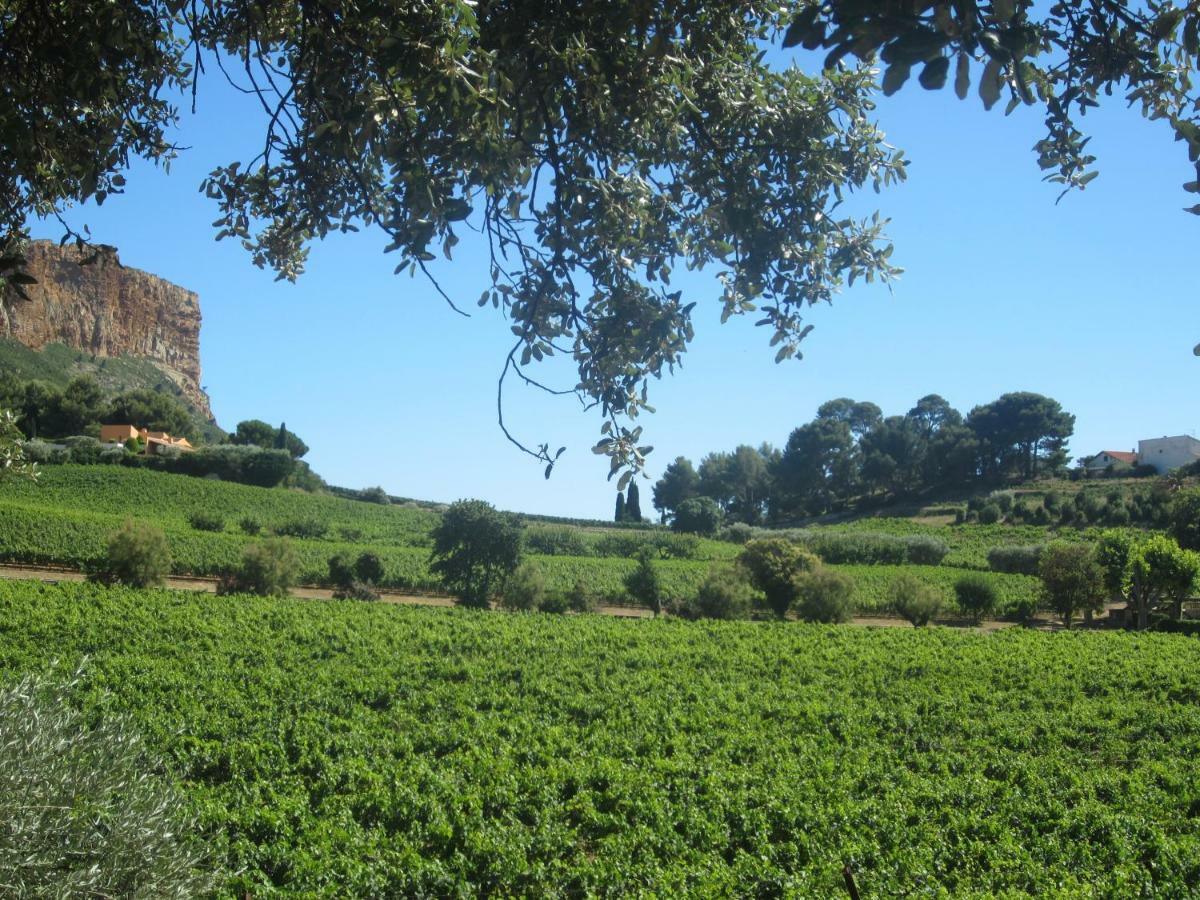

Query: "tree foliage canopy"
<box><xmin>1</xmin><ymin>0</ymin><xmax>1196</xmax><ymax>476</ymax></box>
<box><xmin>429</xmin><ymin>499</ymin><xmax>523</xmax><ymax>608</ymax></box>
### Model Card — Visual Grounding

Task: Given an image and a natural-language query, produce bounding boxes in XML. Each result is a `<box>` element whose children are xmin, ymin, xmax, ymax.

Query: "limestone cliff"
<box><xmin>0</xmin><ymin>241</ymin><xmax>212</xmax><ymax>419</ymax></box>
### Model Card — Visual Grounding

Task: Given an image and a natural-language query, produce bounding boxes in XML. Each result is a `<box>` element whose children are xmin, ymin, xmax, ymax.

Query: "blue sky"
<box><xmin>29</xmin><ymin>52</ymin><xmax>1198</xmax><ymax>518</ymax></box>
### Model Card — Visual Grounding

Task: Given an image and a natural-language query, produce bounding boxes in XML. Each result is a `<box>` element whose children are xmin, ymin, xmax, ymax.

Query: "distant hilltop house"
<box><xmin>1137</xmin><ymin>435</ymin><xmax>1200</xmax><ymax>475</ymax></box>
<box><xmin>1083</xmin><ymin>450</ymin><xmax>1137</xmax><ymax>474</ymax></box>
<box><xmin>99</xmin><ymin>424</ymin><xmax>195</xmax><ymax>455</ymax></box>
<box><xmin>1082</xmin><ymin>435</ymin><xmax>1200</xmax><ymax>476</ymax></box>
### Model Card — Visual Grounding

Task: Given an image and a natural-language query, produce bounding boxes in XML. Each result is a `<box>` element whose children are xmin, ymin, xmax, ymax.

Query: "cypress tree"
<box><xmin>275</xmin><ymin>422</ymin><xmax>289</xmax><ymax>451</ymax></box>
<box><xmin>626</xmin><ymin>482</ymin><xmax>643</xmax><ymax>523</ymax></box>
<box><xmin>614</xmin><ymin>491</ymin><xmax>626</xmax><ymax>523</ymax></box>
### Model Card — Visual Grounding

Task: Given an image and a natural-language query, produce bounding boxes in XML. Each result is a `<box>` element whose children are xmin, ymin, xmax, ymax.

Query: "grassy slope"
<box><xmin>0</xmin><ymin>466</ymin><xmax>1044</xmax><ymax>609</ymax></box>
<box><xmin>0</xmin><ymin>338</ymin><xmax>224</xmax><ymax>442</ymax></box>
<box><xmin>2</xmin><ymin>582</ymin><xmax>1199</xmax><ymax>895</ymax></box>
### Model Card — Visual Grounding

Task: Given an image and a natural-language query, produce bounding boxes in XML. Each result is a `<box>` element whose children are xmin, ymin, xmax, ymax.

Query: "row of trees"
<box><xmin>0</xmin><ymin>373</ymin><xmax>199</xmax><ymax>442</ymax></box>
<box><xmin>653</xmin><ymin>392</ymin><xmax>1075</xmax><ymax>525</ymax></box>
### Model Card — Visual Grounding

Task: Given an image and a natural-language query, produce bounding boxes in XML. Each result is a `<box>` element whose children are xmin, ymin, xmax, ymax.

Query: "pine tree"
<box><xmin>626</xmin><ymin>482</ymin><xmax>643</xmax><ymax>523</ymax></box>
<box><xmin>614</xmin><ymin>492</ymin><xmax>626</xmax><ymax>523</ymax></box>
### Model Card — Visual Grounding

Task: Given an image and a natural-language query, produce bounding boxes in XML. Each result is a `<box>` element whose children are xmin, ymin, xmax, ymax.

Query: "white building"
<box><xmin>1137</xmin><ymin>435</ymin><xmax>1200</xmax><ymax>474</ymax></box>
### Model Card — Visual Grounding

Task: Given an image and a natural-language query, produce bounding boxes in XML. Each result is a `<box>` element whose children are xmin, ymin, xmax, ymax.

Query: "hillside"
<box><xmin>0</xmin><ymin>338</ymin><xmax>224</xmax><ymax>443</ymax></box>
<box><xmin>0</xmin><ymin>465</ymin><xmax>1055</xmax><ymax>613</ymax></box>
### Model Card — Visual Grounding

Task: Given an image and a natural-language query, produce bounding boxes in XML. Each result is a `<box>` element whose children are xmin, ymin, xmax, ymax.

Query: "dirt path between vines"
<box><xmin>0</xmin><ymin>563</ymin><xmax>1108</xmax><ymax>630</ymax></box>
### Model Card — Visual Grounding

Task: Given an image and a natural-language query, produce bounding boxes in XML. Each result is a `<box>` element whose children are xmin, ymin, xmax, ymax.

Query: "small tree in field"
<box><xmin>429</xmin><ymin>499</ymin><xmax>523</xmax><ymax>609</ymax></box>
<box><xmin>625</xmin><ymin>481</ymin><xmax>643</xmax><ymax>523</ymax></box>
<box><xmin>219</xmin><ymin>539</ymin><xmax>297</xmax><ymax>597</ymax></box>
<box><xmin>614</xmin><ymin>491</ymin><xmax>626</xmax><ymax>523</ymax></box>
<box><xmin>498</xmin><ymin>561</ymin><xmax>546</xmax><ymax>611</ymax></box>
<box><xmin>794</xmin><ymin>568</ymin><xmax>855</xmax><ymax>624</ymax></box>
<box><xmin>687</xmin><ymin>565</ymin><xmax>755</xmax><ymax>620</ymax></box>
<box><xmin>890</xmin><ymin>574</ymin><xmax>943</xmax><ymax>627</ymax></box>
<box><xmin>624</xmin><ymin>548</ymin><xmax>664</xmax><ymax>616</ymax></box>
<box><xmin>954</xmin><ymin>573</ymin><xmax>998</xmax><ymax>623</ymax></box>
<box><xmin>1038</xmin><ymin>542</ymin><xmax>1105</xmax><ymax>628</ymax></box>
<box><xmin>738</xmin><ymin>538</ymin><xmax>819</xmax><ymax>618</ymax></box>
<box><xmin>94</xmin><ymin>521</ymin><xmax>171</xmax><ymax>588</ymax></box>
<box><xmin>1127</xmin><ymin>534</ymin><xmax>1200</xmax><ymax>627</ymax></box>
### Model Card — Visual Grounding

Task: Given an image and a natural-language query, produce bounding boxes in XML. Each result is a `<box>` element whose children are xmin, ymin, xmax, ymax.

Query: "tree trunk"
<box><xmin>1137</xmin><ymin>598</ymin><xmax>1149</xmax><ymax>631</ymax></box>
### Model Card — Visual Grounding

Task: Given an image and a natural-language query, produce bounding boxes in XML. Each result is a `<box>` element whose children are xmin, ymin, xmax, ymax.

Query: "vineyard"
<box><xmin>0</xmin><ymin>466</ymin><xmax>1064</xmax><ymax>612</ymax></box>
<box><xmin>1</xmin><ymin>581</ymin><xmax>1198</xmax><ymax>895</ymax></box>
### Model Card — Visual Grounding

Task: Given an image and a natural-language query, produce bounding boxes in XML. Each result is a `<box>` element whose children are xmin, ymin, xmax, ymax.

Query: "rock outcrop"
<box><xmin>1</xmin><ymin>241</ymin><xmax>212</xmax><ymax>419</ymax></box>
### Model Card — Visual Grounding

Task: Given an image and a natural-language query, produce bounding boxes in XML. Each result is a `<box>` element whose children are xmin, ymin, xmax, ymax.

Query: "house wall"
<box><xmin>1137</xmin><ymin>436</ymin><xmax>1200</xmax><ymax>474</ymax></box>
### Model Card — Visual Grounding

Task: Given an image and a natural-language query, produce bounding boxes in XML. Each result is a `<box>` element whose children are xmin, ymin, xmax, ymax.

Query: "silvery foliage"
<box><xmin>0</xmin><ymin>410</ymin><xmax>36</xmax><ymax>482</ymax></box>
<box><xmin>0</xmin><ymin>666</ymin><xmax>219</xmax><ymax>897</ymax></box>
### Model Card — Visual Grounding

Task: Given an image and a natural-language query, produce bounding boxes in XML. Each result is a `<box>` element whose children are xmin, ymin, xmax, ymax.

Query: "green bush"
<box><xmin>538</xmin><ymin>591</ymin><xmax>571</xmax><ymax>614</ymax></box>
<box><xmin>566</xmin><ymin>579</ymin><xmax>598</xmax><ymax>613</ymax></box>
<box><xmin>498</xmin><ymin>562</ymin><xmax>546</xmax><ymax>611</ymax></box>
<box><xmin>624</xmin><ymin>549</ymin><xmax>664</xmax><ymax>615</ymax></box>
<box><xmin>218</xmin><ymin>539</ymin><xmax>297</xmax><ymax>597</ymax></box>
<box><xmin>904</xmin><ymin>535</ymin><xmax>950</xmax><ymax>566</ymax></box>
<box><xmin>718</xmin><ymin>522</ymin><xmax>755</xmax><ymax>544</ymax></box>
<box><xmin>92</xmin><ymin>520</ymin><xmax>172</xmax><ymax>588</ymax></box>
<box><xmin>684</xmin><ymin>565</ymin><xmax>755</xmax><ymax>620</ymax></box>
<box><xmin>0</xmin><ymin>668</ymin><xmax>218</xmax><ymax>897</ymax></box>
<box><xmin>889</xmin><ymin>574</ymin><xmax>943</xmax><ymax>627</ymax></box>
<box><xmin>187</xmin><ymin>510</ymin><xmax>224</xmax><ymax>532</ymax></box>
<box><xmin>238</xmin><ymin>516</ymin><xmax>262</xmax><ymax>535</ymax></box>
<box><xmin>991</xmin><ymin>491</ymin><xmax>1014</xmax><ymax>513</ymax></box>
<box><xmin>354</xmin><ymin>552</ymin><xmax>385</xmax><ymax>586</ymax></box>
<box><xmin>1171</xmin><ymin>488</ymin><xmax>1200</xmax><ymax>551</ymax></box>
<box><xmin>274</xmin><ymin>518</ymin><xmax>328</xmax><ymax>540</ymax></box>
<box><xmin>977</xmin><ymin>504</ymin><xmax>1002</xmax><ymax>525</ymax></box>
<box><xmin>1043</xmin><ymin>491</ymin><xmax>1061</xmax><ymax>512</ymax></box>
<box><xmin>955</xmin><ymin>573</ymin><xmax>999</xmax><ymax>622</ymax></box>
<box><xmin>360</xmin><ymin>486</ymin><xmax>391</xmax><ymax>505</ymax></box>
<box><xmin>794</xmin><ymin>568</ymin><xmax>855</xmax><ymax>624</ymax></box>
<box><xmin>987</xmin><ymin>544</ymin><xmax>1046</xmax><ymax>576</ymax></box>
<box><xmin>738</xmin><ymin>538</ymin><xmax>820</xmax><ymax>618</ymax></box>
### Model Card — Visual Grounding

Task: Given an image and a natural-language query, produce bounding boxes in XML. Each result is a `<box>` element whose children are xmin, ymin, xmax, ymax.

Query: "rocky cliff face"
<box><xmin>1</xmin><ymin>241</ymin><xmax>212</xmax><ymax>419</ymax></box>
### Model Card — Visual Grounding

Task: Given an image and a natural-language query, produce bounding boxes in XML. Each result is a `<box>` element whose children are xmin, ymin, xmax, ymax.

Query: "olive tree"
<box><xmin>737</xmin><ymin>538</ymin><xmax>820</xmax><ymax>618</ymax></box>
<box><xmin>1038</xmin><ymin>542</ymin><xmax>1105</xmax><ymax>629</ymax></box>
<box><xmin>429</xmin><ymin>499</ymin><xmax>523</xmax><ymax>609</ymax></box>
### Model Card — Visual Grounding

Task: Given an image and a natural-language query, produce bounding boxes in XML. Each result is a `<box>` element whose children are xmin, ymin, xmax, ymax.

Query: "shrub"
<box><xmin>955</xmin><ymin>573</ymin><xmax>999</xmax><ymax>622</ymax></box>
<box><xmin>1058</xmin><ymin>505</ymin><xmax>1077</xmax><ymax>526</ymax></box>
<box><xmin>187</xmin><ymin>511</ymin><xmax>224</xmax><ymax>532</ymax></box>
<box><xmin>1032</xmin><ymin>506</ymin><xmax>1051</xmax><ymax>525</ymax></box>
<box><xmin>685</xmin><ymin>566</ymin><xmax>755</xmax><ymax>620</ymax></box>
<box><xmin>538</xmin><ymin>591</ymin><xmax>571</xmax><ymax>614</ymax></box>
<box><xmin>794</xmin><ymin>568</ymin><xmax>855</xmax><ymax>624</ymax></box>
<box><xmin>0</xmin><ymin>668</ymin><xmax>218</xmax><ymax>897</ymax></box>
<box><xmin>987</xmin><ymin>544</ymin><xmax>1046</xmax><ymax>576</ymax></box>
<box><xmin>333</xmin><ymin>580</ymin><xmax>381</xmax><ymax>601</ymax></box>
<box><xmin>672</xmin><ymin>497</ymin><xmax>723</xmax><ymax>536</ymax></box>
<box><xmin>719</xmin><ymin>522</ymin><xmax>755</xmax><ymax>544</ymax></box>
<box><xmin>1011</xmin><ymin>499</ymin><xmax>1032</xmax><ymax>521</ymax></box>
<box><xmin>624</xmin><ymin>548</ymin><xmax>664</xmax><ymax>615</ymax></box>
<box><xmin>1009</xmin><ymin>595</ymin><xmax>1039</xmax><ymax>624</ymax></box>
<box><xmin>525</xmin><ymin>526</ymin><xmax>589</xmax><ymax>557</ymax></box>
<box><xmin>566</xmin><ymin>579</ymin><xmax>598</xmax><ymax>613</ymax></box>
<box><xmin>498</xmin><ymin>562</ymin><xmax>547</xmax><ymax>611</ymax></box>
<box><xmin>1105</xmin><ymin>505</ymin><xmax>1131</xmax><ymax>526</ymax></box>
<box><xmin>738</xmin><ymin>538</ymin><xmax>820</xmax><ymax>618</ymax></box>
<box><xmin>801</xmin><ymin>532</ymin><xmax>908</xmax><ymax>565</ymax></box>
<box><xmin>977</xmin><ymin>503</ymin><xmax>1002</xmax><ymax>525</ymax></box>
<box><xmin>328</xmin><ymin>552</ymin><xmax>356</xmax><ymax>588</ymax></box>
<box><xmin>337</xmin><ymin>526</ymin><xmax>365</xmax><ymax>542</ymax></box>
<box><xmin>889</xmin><ymin>574</ymin><xmax>943</xmax><ymax>627</ymax></box>
<box><xmin>354</xmin><ymin>552</ymin><xmax>385</xmax><ymax>586</ymax></box>
<box><xmin>904</xmin><ymin>535</ymin><xmax>950</xmax><ymax>566</ymax></box>
<box><xmin>92</xmin><ymin>521</ymin><xmax>171</xmax><ymax>588</ymax></box>
<box><xmin>218</xmin><ymin>539</ymin><xmax>297</xmax><ymax>597</ymax></box>
<box><xmin>1043</xmin><ymin>490</ymin><xmax>1061</xmax><ymax>512</ymax></box>
<box><xmin>63</xmin><ymin>435</ymin><xmax>103</xmax><ymax>464</ymax></box>
<box><xmin>990</xmin><ymin>491</ymin><xmax>1014</xmax><ymax>513</ymax></box>
<box><xmin>360</xmin><ymin>486</ymin><xmax>391</xmax><ymax>504</ymax></box>
<box><xmin>238</xmin><ymin>516</ymin><xmax>262</xmax><ymax>535</ymax></box>
<box><xmin>274</xmin><ymin>518</ymin><xmax>329</xmax><ymax>539</ymax></box>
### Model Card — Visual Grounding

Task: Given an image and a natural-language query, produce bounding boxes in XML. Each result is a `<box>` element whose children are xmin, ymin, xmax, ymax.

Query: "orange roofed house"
<box><xmin>99</xmin><ymin>424</ymin><xmax>194</xmax><ymax>455</ymax></box>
